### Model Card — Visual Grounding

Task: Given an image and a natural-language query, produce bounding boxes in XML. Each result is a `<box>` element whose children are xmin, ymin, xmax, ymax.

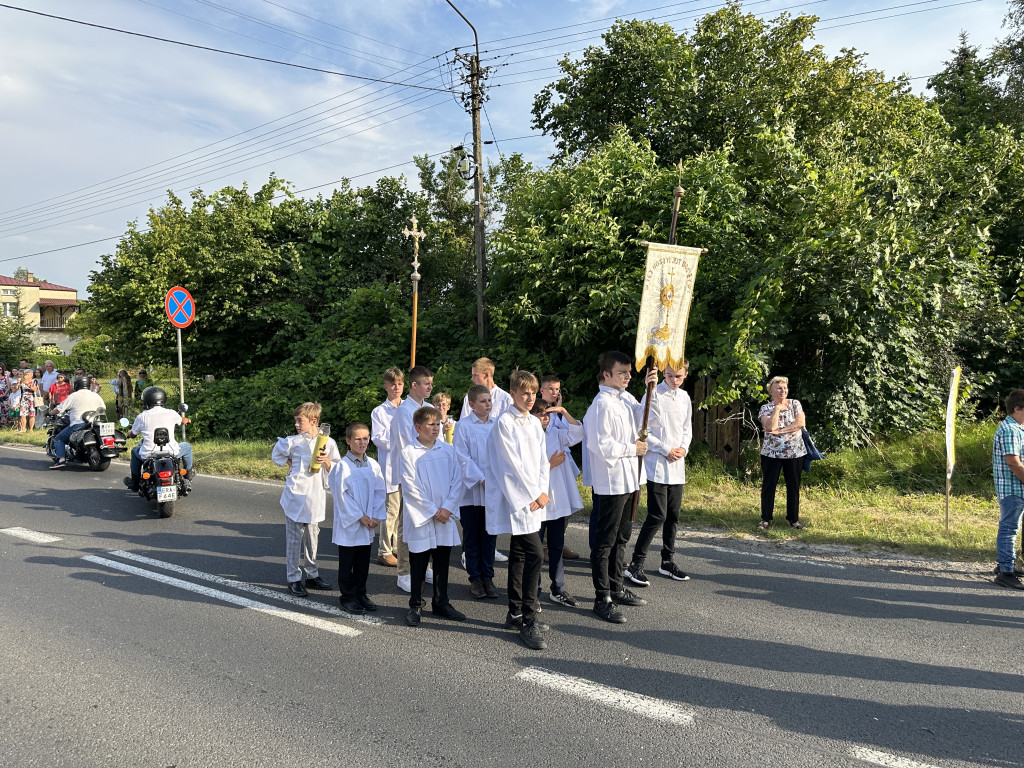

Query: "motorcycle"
<box><xmin>45</xmin><ymin>408</ymin><xmax>129</xmax><ymax>471</ymax></box>
<box><xmin>129</xmin><ymin>426</ymin><xmax>192</xmax><ymax>518</ymax></box>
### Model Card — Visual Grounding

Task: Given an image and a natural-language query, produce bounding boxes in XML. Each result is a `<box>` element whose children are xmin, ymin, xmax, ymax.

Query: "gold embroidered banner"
<box><xmin>634</xmin><ymin>242</ymin><xmax>702</xmax><ymax>372</ymax></box>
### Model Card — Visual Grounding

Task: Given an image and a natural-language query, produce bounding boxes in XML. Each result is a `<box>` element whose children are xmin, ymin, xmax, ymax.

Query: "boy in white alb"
<box><xmin>272</xmin><ymin>402</ymin><xmax>342</xmax><ymax>597</ymax></box>
<box><xmin>531</xmin><ymin>398</ymin><xmax>584</xmax><ymax>608</ymax></box>
<box><xmin>538</xmin><ymin>375</ymin><xmax>582</xmax><ymax>562</ymax></box>
<box><xmin>389</xmin><ymin>366</ymin><xmax>435</xmax><ymax>592</ymax></box>
<box><xmin>401</xmin><ymin>405</ymin><xmax>465</xmax><ymax>627</ymax></box>
<box><xmin>626</xmin><ymin>361</ymin><xmax>693</xmax><ymax>586</ymax></box>
<box><xmin>330</xmin><ymin>422</ymin><xmax>387</xmax><ymax>615</ymax></box>
<box><xmin>453</xmin><ymin>384</ymin><xmax>498</xmax><ymax>600</ymax></box>
<box><xmin>486</xmin><ymin>370</ymin><xmax>551</xmax><ymax>651</ymax></box>
<box><xmin>583</xmin><ymin>351</ymin><xmax>658</xmax><ymax>624</ymax></box>
<box><xmin>371</xmin><ymin>367</ymin><xmax>404</xmax><ymax>568</ymax></box>
<box><xmin>459</xmin><ymin>357</ymin><xmax>514</xmax><ymax>420</ymax></box>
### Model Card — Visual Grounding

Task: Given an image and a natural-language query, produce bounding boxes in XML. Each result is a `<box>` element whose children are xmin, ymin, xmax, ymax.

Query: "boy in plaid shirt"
<box><xmin>993</xmin><ymin>389</ymin><xmax>1024</xmax><ymax>590</ymax></box>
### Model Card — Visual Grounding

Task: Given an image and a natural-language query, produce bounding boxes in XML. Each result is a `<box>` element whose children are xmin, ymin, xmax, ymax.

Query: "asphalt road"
<box><xmin>1</xmin><ymin>443</ymin><xmax>1021</xmax><ymax>768</ymax></box>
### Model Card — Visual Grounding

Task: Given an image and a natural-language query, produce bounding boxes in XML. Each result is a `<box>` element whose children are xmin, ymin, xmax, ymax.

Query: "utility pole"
<box><xmin>446</xmin><ymin>1</ymin><xmax>487</xmax><ymax>340</ymax></box>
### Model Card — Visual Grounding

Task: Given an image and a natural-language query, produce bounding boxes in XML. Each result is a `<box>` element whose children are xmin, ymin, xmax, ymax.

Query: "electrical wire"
<box><xmin>1</xmin><ymin>135</ymin><xmax>549</xmax><ymax>264</ymax></box>
<box><xmin>0</xmin><ymin>4</ymin><xmax>453</xmax><ymax>92</ymax></box>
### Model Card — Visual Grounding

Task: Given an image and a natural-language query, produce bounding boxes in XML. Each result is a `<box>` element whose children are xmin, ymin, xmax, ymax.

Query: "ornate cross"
<box><xmin>403</xmin><ymin>215</ymin><xmax>426</xmax><ymax>278</ymax></box>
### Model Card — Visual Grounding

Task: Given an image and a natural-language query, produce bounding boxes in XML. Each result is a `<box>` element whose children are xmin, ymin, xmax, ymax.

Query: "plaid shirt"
<box><xmin>993</xmin><ymin>416</ymin><xmax>1024</xmax><ymax>500</ymax></box>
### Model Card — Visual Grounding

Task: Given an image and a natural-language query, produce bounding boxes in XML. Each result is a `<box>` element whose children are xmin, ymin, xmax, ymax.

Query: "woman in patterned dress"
<box><xmin>0</xmin><ymin>365</ymin><xmax>10</xmax><ymax>426</ymax></box>
<box><xmin>757</xmin><ymin>376</ymin><xmax>807</xmax><ymax>530</ymax></box>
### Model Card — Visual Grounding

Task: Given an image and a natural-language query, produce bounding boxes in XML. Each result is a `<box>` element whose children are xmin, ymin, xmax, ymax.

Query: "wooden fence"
<box><xmin>692</xmin><ymin>375</ymin><xmax>742</xmax><ymax>467</ymax></box>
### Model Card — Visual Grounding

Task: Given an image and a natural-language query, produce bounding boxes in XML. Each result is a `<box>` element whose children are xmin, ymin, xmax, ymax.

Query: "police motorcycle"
<box><xmin>45</xmin><ymin>378</ymin><xmax>129</xmax><ymax>471</ymax></box>
<box><xmin>124</xmin><ymin>387</ymin><xmax>192</xmax><ymax>519</ymax></box>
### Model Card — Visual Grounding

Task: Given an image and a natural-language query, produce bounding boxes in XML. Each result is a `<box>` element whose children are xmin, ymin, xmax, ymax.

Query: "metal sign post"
<box><xmin>164</xmin><ymin>286</ymin><xmax>196</xmax><ymax>442</ymax></box>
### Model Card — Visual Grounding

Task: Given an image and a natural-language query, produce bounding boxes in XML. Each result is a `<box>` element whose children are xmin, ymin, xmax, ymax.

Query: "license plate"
<box><xmin>157</xmin><ymin>486</ymin><xmax>178</xmax><ymax>503</ymax></box>
<box><xmin>98</xmin><ymin>422</ymin><xmax>115</xmax><ymax>437</ymax></box>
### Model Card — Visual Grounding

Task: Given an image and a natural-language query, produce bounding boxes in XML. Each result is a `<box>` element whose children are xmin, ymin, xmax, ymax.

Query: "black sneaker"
<box><xmin>483</xmin><ymin>579</ymin><xmax>499</xmax><ymax>599</ymax></box>
<box><xmin>431</xmin><ymin>602</ymin><xmax>467</xmax><ymax>621</ymax></box>
<box><xmin>625</xmin><ymin>562</ymin><xmax>650</xmax><ymax>587</ymax></box>
<box><xmin>519</xmin><ymin>622</ymin><xmax>548</xmax><ymax>650</ymax></box>
<box><xmin>504</xmin><ymin>612</ymin><xmax>550</xmax><ymax>632</ymax></box>
<box><xmin>611</xmin><ymin>588</ymin><xmax>647</xmax><ymax>606</ymax></box>
<box><xmin>469</xmin><ymin>579</ymin><xmax>487</xmax><ymax>599</ymax></box>
<box><xmin>406</xmin><ymin>607</ymin><xmax>421</xmax><ymax>626</ymax></box>
<box><xmin>548</xmin><ymin>589</ymin><xmax>577</xmax><ymax>607</ymax></box>
<box><xmin>123</xmin><ymin>477</ymin><xmax>139</xmax><ymax>492</ymax></box>
<box><xmin>593</xmin><ymin>599</ymin><xmax>627</xmax><ymax>624</ymax></box>
<box><xmin>994</xmin><ymin>571</ymin><xmax>1024</xmax><ymax>590</ymax></box>
<box><xmin>48</xmin><ymin>459</ymin><xmax>66</xmax><ymax>470</ymax></box>
<box><xmin>659</xmin><ymin>561</ymin><xmax>690</xmax><ymax>581</ymax></box>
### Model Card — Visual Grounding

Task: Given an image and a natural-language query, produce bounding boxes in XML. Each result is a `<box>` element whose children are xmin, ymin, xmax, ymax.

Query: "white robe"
<box><xmin>400</xmin><ymin>440</ymin><xmax>462</xmax><ymax>553</ymax></box>
<box><xmin>582</xmin><ymin>386</ymin><xmax>657</xmax><ymax>496</ymax></box>
<box><xmin>370</xmin><ymin>399</ymin><xmax>400</xmax><ymax>493</ymax></box>
<box><xmin>641</xmin><ymin>382</ymin><xmax>693</xmax><ymax>485</ymax></box>
<box><xmin>328</xmin><ymin>454</ymin><xmax>387</xmax><ymax>547</ymax></box>
<box><xmin>272</xmin><ymin>433</ymin><xmax>342</xmax><ymax>524</ymax></box>
<box><xmin>543</xmin><ymin>421</ymin><xmax>584</xmax><ymax>521</ymax></box>
<box><xmin>460</xmin><ymin>384</ymin><xmax>514</xmax><ymax>420</ymax></box>
<box><xmin>452</xmin><ymin>414</ymin><xmax>493</xmax><ymax>507</ymax></box>
<box><xmin>485</xmin><ymin>409</ymin><xmax>549</xmax><ymax>536</ymax></box>
<box><xmin>388</xmin><ymin>396</ymin><xmax>427</xmax><ymax>487</ymax></box>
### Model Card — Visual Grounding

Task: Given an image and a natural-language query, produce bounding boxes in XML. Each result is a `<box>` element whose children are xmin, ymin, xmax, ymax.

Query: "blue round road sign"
<box><xmin>165</xmin><ymin>286</ymin><xmax>195</xmax><ymax>328</ymax></box>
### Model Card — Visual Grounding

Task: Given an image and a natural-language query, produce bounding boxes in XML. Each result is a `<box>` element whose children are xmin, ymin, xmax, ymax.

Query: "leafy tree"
<box><xmin>501</xmin><ymin>7</ymin><xmax>1022</xmax><ymax>447</ymax></box>
<box><xmin>928</xmin><ymin>33</ymin><xmax>1008</xmax><ymax>138</ymax></box>
<box><xmin>0</xmin><ymin>305</ymin><xmax>35</xmax><ymax>365</ymax></box>
<box><xmin>12</xmin><ymin>267</ymin><xmax>47</xmax><ymax>283</ymax></box>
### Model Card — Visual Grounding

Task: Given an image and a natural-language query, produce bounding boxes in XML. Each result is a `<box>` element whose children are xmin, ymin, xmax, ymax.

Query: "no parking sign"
<box><xmin>165</xmin><ymin>286</ymin><xmax>195</xmax><ymax>328</ymax></box>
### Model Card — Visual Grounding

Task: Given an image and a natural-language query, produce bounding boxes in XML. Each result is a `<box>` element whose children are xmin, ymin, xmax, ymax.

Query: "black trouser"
<box><xmin>410</xmin><ymin>546</ymin><xmax>452</xmax><ymax>610</ymax></box>
<box><xmin>590</xmin><ymin>492</ymin><xmax>633</xmax><ymax>601</ymax></box>
<box><xmin>632</xmin><ymin>481</ymin><xmax>683</xmax><ymax>566</ymax></box>
<box><xmin>338</xmin><ymin>544</ymin><xmax>371</xmax><ymax>601</ymax></box>
<box><xmin>508</xmin><ymin>531</ymin><xmax>543</xmax><ymax>624</ymax></box>
<box><xmin>761</xmin><ymin>455</ymin><xmax>803</xmax><ymax>523</ymax></box>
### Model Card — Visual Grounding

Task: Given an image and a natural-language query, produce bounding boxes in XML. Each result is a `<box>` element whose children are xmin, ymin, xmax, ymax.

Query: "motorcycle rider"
<box><xmin>126</xmin><ymin>386</ymin><xmax>193</xmax><ymax>492</ymax></box>
<box><xmin>48</xmin><ymin>375</ymin><xmax>105</xmax><ymax>469</ymax></box>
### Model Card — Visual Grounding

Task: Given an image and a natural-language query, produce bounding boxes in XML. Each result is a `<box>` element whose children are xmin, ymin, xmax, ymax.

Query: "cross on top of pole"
<box><xmin>403</xmin><ymin>215</ymin><xmax>426</xmax><ymax>278</ymax></box>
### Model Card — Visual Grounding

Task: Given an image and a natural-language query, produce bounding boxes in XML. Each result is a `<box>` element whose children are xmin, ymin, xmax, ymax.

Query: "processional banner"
<box><xmin>634</xmin><ymin>242</ymin><xmax>702</xmax><ymax>372</ymax></box>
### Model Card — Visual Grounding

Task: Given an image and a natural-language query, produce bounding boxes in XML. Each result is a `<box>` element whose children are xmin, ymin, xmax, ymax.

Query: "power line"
<box><xmin>1</xmin><ymin>134</ymin><xmax>548</xmax><ymax>265</ymax></box>
<box><xmin>0</xmin><ymin>4</ymin><xmax>453</xmax><ymax>92</ymax></box>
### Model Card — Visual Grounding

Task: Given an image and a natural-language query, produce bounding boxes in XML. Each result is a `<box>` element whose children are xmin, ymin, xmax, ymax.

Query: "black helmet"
<box><xmin>142</xmin><ymin>386</ymin><xmax>167</xmax><ymax>410</ymax></box>
<box><xmin>72</xmin><ymin>375</ymin><xmax>90</xmax><ymax>391</ymax></box>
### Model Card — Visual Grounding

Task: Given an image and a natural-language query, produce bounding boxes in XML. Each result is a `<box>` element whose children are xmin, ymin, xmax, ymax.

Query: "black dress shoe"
<box><xmin>611</xmin><ymin>588</ymin><xmax>647</xmax><ymax>606</ymax></box>
<box><xmin>483</xmin><ymin>579</ymin><xmax>499</xmax><ymax>599</ymax></box>
<box><xmin>431</xmin><ymin>602</ymin><xmax>467</xmax><ymax>621</ymax></box>
<box><xmin>504</xmin><ymin>612</ymin><xmax>550</xmax><ymax>632</ymax></box>
<box><xmin>406</xmin><ymin>607</ymin><xmax>421</xmax><ymax>627</ymax></box>
<box><xmin>593</xmin><ymin>599</ymin><xmax>626</xmax><ymax>624</ymax></box>
<box><xmin>287</xmin><ymin>581</ymin><xmax>309</xmax><ymax>597</ymax></box>
<box><xmin>470</xmin><ymin>579</ymin><xmax>487</xmax><ymax>599</ymax></box>
<box><xmin>356</xmin><ymin>593</ymin><xmax>378</xmax><ymax>612</ymax></box>
<box><xmin>339</xmin><ymin>598</ymin><xmax>366</xmax><ymax>615</ymax></box>
<box><xmin>304</xmin><ymin>575</ymin><xmax>332</xmax><ymax>590</ymax></box>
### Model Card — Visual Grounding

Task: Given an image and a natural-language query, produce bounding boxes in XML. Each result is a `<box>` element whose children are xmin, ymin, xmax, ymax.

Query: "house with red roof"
<box><xmin>0</xmin><ymin>272</ymin><xmax>79</xmax><ymax>354</ymax></box>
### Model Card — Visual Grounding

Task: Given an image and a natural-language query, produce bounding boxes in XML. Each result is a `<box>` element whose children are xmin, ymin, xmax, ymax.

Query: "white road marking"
<box><xmin>0</xmin><ymin>445</ymin><xmax>49</xmax><ymax>455</ymax></box>
<box><xmin>515</xmin><ymin>666</ymin><xmax>695</xmax><ymax>725</ymax></box>
<box><xmin>82</xmin><ymin>555</ymin><xmax>361</xmax><ymax>637</ymax></box>
<box><xmin>849</xmin><ymin>747</ymin><xmax>944</xmax><ymax>768</ymax></box>
<box><xmin>1</xmin><ymin>526</ymin><xmax>62</xmax><ymax>544</ymax></box>
<box><xmin>110</xmin><ymin>550</ymin><xmax>382</xmax><ymax>625</ymax></box>
<box><xmin>706</xmin><ymin>545</ymin><xmax>845</xmax><ymax>570</ymax></box>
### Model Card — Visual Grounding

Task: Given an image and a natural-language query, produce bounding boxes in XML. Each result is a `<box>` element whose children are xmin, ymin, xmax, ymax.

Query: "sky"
<box><xmin>0</xmin><ymin>0</ymin><xmax>1012</xmax><ymax>295</ymax></box>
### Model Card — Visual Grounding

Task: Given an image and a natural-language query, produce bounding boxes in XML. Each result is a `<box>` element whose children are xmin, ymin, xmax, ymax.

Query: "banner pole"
<box><xmin>177</xmin><ymin>327</ymin><xmax>186</xmax><ymax>442</ymax></box>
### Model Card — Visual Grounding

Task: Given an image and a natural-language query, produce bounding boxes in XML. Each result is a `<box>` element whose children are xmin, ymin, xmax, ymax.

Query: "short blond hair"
<box><xmin>765</xmin><ymin>376</ymin><xmax>789</xmax><ymax>394</ymax></box>
<box><xmin>509</xmin><ymin>369</ymin><xmax>538</xmax><ymax>394</ymax></box>
<box><xmin>293</xmin><ymin>402</ymin><xmax>322</xmax><ymax>422</ymax></box>
<box><xmin>472</xmin><ymin>357</ymin><xmax>495</xmax><ymax>375</ymax></box>
<box><xmin>383</xmin><ymin>367</ymin><xmax>404</xmax><ymax>385</ymax></box>
<box><xmin>431</xmin><ymin>392</ymin><xmax>451</xmax><ymax>408</ymax></box>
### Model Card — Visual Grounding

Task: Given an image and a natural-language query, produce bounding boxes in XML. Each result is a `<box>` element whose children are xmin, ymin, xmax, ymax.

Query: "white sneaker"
<box><xmin>461</xmin><ymin>552</ymin><xmax>467</xmax><ymax>569</ymax></box>
<box><xmin>425</xmin><ymin>567</ymin><xmax>434</xmax><ymax>584</ymax></box>
<box><xmin>494</xmin><ymin>550</ymin><xmax>509</xmax><ymax>562</ymax></box>
<box><xmin>397</xmin><ymin>574</ymin><xmax>411</xmax><ymax>593</ymax></box>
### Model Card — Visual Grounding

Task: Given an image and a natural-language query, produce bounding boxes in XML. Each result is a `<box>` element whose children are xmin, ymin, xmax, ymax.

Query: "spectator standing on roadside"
<box><xmin>133</xmin><ymin>369</ymin><xmax>149</xmax><ymax>403</ymax></box>
<box><xmin>994</xmin><ymin>389</ymin><xmax>1024</xmax><ymax>590</ymax></box>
